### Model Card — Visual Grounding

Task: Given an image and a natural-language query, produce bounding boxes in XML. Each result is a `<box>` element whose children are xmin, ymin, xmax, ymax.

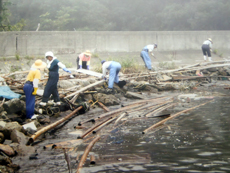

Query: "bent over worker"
<box><xmin>140</xmin><ymin>44</ymin><xmax>157</xmax><ymax>70</ymax></box>
<box><xmin>76</xmin><ymin>50</ymin><xmax>92</xmax><ymax>70</ymax></box>
<box><xmin>23</xmin><ymin>59</ymin><xmax>46</xmax><ymax>119</ymax></box>
<box><xmin>101</xmin><ymin>60</ymin><xmax>121</xmax><ymax>92</ymax></box>
<box><xmin>40</xmin><ymin>51</ymin><xmax>71</xmax><ymax>106</ymax></box>
<box><xmin>202</xmin><ymin>38</ymin><xmax>213</xmax><ymax>61</ymax></box>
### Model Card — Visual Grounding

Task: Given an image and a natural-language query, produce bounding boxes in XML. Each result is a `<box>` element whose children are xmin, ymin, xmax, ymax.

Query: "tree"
<box><xmin>0</xmin><ymin>0</ymin><xmax>25</xmax><ymax>31</ymax></box>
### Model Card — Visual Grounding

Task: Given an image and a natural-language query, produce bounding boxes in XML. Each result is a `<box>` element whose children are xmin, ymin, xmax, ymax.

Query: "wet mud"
<box><xmin>10</xmin><ymin>82</ymin><xmax>230</xmax><ymax>173</ymax></box>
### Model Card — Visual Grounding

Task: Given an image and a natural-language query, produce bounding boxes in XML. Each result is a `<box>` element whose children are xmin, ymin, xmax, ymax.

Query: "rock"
<box><xmin>207</xmin><ymin>67</ymin><xmax>218</xmax><ymax>72</ymax></box>
<box><xmin>29</xmin><ymin>153</ymin><xmax>38</xmax><ymax>160</ymax></box>
<box><xmin>0</xmin><ymin>144</ymin><xmax>16</xmax><ymax>156</ymax></box>
<box><xmin>81</xmin><ymin>80</ymin><xmax>90</xmax><ymax>87</ymax></box>
<box><xmin>58</xmin><ymin>80</ymin><xmax>75</xmax><ymax>89</ymax></box>
<box><xmin>10</xmin><ymin>143</ymin><xmax>35</xmax><ymax>156</ymax></box>
<box><xmin>10</xmin><ymin>130</ymin><xmax>29</xmax><ymax>145</ymax></box>
<box><xmin>0</xmin><ymin>132</ymin><xmax>5</xmax><ymax>143</ymax></box>
<box><xmin>3</xmin><ymin>122</ymin><xmax>24</xmax><ymax>139</ymax></box>
<box><xmin>87</xmin><ymin>78</ymin><xmax>96</xmax><ymax>84</ymax></box>
<box><xmin>3</xmin><ymin>98</ymin><xmax>25</xmax><ymax>114</ymax></box>
<box><xmin>0</xmin><ymin>165</ymin><xmax>15</xmax><ymax>173</ymax></box>
<box><xmin>0</xmin><ymin>155</ymin><xmax>12</xmax><ymax>165</ymax></box>
<box><xmin>22</xmin><ymin>121</ymin><xmax>37</xmax><ymax>131</ymax></box>
<box><xmin>218</xmin><ymin>68</ymin><xmax>228</xmax><ymax>76</ymax></box>
<box><xmin>83</xmin><ymin>93</ymin><xmax>93</xmax><ymax>101</ymax></box>
<box><xmin>37</xmin><ymin>117</ymin><xmax>51</xmax><ymax>125</ymax></box>
<box><xmin>0</xmin><ymin>121</ymin><xmax>6</xmax><ymax>131</ymax></box>
<box><xmin>93</xmin><ymin>93</ymin><xmax>120</xmax><ymax>106</ymax></box>
<box><xmin>0</xmin><ymin>111</ymin><xmax>10</xmax><ymax>122</ymax></box>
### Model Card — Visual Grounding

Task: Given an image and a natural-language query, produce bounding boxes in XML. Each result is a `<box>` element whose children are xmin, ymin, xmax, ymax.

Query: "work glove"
<box><xmin>63</xmin><ymin>67</ymin><xmax>71</xmax><ymax>73</ymax></box>
<box><xmin>87</xmin><ymin>65</ymin><xmax>90</xmax><ymax>70</ymax></box>
<box><xmin>79</xmin><ymin>65</ymin><xmax>82</xmax><ymax>69</ymax></box>
<box><xmin>101</xmin><ymin>75</ymin><xmax>106</xmax><ymax>80</ymax></box>
<box><xmin>32</xmin><ymin>88</ymin><xmax>38</xmax><ymax>95</ymax></box>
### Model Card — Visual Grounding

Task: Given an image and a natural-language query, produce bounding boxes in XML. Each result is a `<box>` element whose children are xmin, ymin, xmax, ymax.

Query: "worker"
<box><xmin>202</xmin><ymin>38</ymin><xmax>213</xmax><ymax>61</ymax></box>
<box><xmin>101</xmin><ymin>60</ymin><xmax>121</xmax><ymax>93</ymax></box>
<box><xmin>40</xmin><ymin>51</ymin><xmax>71</xmax><ymax>106</ymax></box>
<box><xmin>140</xmin><ymin>44</ymin><xmax>157</xmax><ymax>70</ymax></box>
<box><xmin>23</xmin><ymin>59</ymin><xmax>46</xmax><ymax>119</ymax></box>
<box><xmin>76</xmin><ymin>50</ymin><xmax>92</xmax><ymax>70</ymax></box>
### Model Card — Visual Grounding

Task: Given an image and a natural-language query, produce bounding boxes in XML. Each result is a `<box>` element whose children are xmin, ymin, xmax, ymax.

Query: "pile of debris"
<box><xmin>0</xmin><ymin>60</ymin><xmax>230</xmax><ymax>172</ymax></box>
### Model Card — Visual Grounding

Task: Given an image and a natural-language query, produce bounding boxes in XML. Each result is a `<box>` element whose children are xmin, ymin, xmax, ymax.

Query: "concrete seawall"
<box><xmin>0</xmin><ymin>31</ymin><xmax>229</xmax><ymax>67</ymax></box>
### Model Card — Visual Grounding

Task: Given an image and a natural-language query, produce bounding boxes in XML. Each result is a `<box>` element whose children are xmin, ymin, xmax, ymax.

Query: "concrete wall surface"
<box><xmin>1</xmin><ymin>31</ymin><xmax>230</xmax><ymax>57</ymax></box>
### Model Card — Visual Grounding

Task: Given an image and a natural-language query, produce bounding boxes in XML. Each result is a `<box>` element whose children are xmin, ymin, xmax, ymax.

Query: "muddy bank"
<box><xmin>0</xmin><ymin>60</ymin><xmax>230</xmax><ymax>172</ymax></box>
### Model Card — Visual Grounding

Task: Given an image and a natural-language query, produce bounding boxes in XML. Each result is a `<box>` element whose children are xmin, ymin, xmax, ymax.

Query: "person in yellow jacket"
<box><xmin>23</xmin><ymin>59</ymin><xmax>46</xmax><ymax>119</ymax></box>
<box><xmin>76</xmin><ymin>50</ymin><xmax>92</xmax><ymax>70</ymax></box>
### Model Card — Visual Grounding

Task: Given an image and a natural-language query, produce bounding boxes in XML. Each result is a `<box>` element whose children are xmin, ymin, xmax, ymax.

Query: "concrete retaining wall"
<box><xmin>1</xmin><ymin>31</ymin><xmax>230</xmax><ymax>57</ymax></box>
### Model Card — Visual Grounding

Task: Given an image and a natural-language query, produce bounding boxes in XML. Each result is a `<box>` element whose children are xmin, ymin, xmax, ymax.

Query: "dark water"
<box><xmin>13</xmin><ymin>87</ymin><xmax>230</xmax><ymax>173</ymax></box>
<box><xmin>82</xmin><ymin>89</ymin><xmax>230</xmax><ymax>173</ymax></box>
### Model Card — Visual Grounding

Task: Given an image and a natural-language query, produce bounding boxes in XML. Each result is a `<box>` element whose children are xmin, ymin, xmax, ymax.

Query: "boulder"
<box><xmin>58</xmin><ymin>80</ymin><xmax>75</xmax><ymax>89</ymax></box>
<box><xmin>3</xmin><ymin>122</ymin><xmax>24</xmax><ymax>139</ymax></box>
<box><xmin>0</xmin><ymin>144</ymin><xmax>16</xmax><ymax>157</ymax></box>
<box><xmin>3</xmin><ymin>98</ymin><xmax>25</xmax><ymax>114</ymax></box>
<box><xmin>10</xmin><ymin>130</ymin><xmax>29</xmax><ymax>145</ymax></box>
<box><xmin>93</xmin><ymin>93</ymin><xmax>120</xmax><ymax>106</ymax></box>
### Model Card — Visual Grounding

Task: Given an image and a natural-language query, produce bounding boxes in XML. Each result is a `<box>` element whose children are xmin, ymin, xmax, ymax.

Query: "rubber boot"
<box><xmin>204</xmin><ymin>56</ymin><xmax>207</xmax><ymax>61</ymax></box>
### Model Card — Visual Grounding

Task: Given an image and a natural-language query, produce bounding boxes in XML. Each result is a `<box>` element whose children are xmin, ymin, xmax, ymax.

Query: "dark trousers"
<box><xmin>202</xmin><ymin>44</ymin><xmax>211</xmax><ymax>57</ymax></box>
<box><xmin>23</xmin><ymin>82</ymin><xmax>35</xmax><ymax>119</ymax></box>
<box><xmin>42</xmin><ymin>71</ymin><xmax>60</xmax><ymax>103</ymax></box>
<box><xmin>76</xmin><ymin>57</ymin><xmax>87</xmax><ymax>69</ymax></box>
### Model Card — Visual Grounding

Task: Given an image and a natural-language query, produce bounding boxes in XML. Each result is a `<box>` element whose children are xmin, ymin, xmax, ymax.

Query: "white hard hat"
<box><xmin>45</xmin><ymin>51</ymin><xmax>54</xmax><ymax>58</ymax></box>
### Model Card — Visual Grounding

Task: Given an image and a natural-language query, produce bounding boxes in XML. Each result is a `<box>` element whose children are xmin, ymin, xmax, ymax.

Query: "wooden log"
<box><xmin>27</xmin><ymin>106</ymin><xmax>83</xmax><ymax>145</ymax></box>
<box><xmin>142</xmin><ymin>100</ymin><xmax>214</xmax><ymax>134</ymax></box>
<box><xmin>76</xmin><ymin>136</ymin><xmax>100</xmax><ymax>173</ymax></box>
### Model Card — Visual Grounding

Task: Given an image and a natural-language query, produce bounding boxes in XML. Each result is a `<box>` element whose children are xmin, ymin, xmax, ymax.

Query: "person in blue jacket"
<box><xmin>101</xmin><ymin>60</ymin><xmax>121</xmax><ymax>92</ymax></box>
<box><xmin>140</xmin><ymin>44</ymin><xmax>157</xmax><ymax>70</ymax></box>
<box><xmin>40</xmin><ymin>51</ymin><xmax>71</xmax><ymax>106</ymax></box>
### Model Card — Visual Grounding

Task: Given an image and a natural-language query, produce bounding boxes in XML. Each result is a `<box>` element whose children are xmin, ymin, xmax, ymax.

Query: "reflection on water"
<box><xmin>86</xmin><ymin>93</ymin><xmax>230</xmax><ymax>173</ymax></box>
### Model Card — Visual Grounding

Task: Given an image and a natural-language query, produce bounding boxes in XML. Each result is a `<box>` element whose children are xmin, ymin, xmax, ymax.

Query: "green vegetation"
<box><xmin>213</xmin><ymin>49</ymin><xmax>224</xmax><ymax>58</ymax></box>
<box><xmin>0</xmin><ymin>57</ymin><xmax>6</xmax><ymax>61</ymax></box>
<box><xmin>92</xmin><ymin>53</ymin><xmax>99</xmax><ymax>58</ymax></box>
<box><xmin>94</xmin><ymin>57</ymin><xmax>143</xmax><ymax>74</ymax></box>
<box><xmin>15</xmin><ymin>53</ymin><xmax>20</xmax><ymax>60</ymax></box>
<box><xmin>1</xmin><ymin>0</ymin><xmax>230</xmax><ymax>31</ymax></box>
<box><xmin>63</xmin><ymin>61</ymin><xmax>73</xmax><ymax>68</ymax></box>
<box><xmin>158</xmin><ymin>61</ymin><xmax>178</xmax><ymax>70</ymax></box>
<box><xmin>24</xmin><ymin>55</ymin><xmax>35</xmax><ymax>60</ymax></box>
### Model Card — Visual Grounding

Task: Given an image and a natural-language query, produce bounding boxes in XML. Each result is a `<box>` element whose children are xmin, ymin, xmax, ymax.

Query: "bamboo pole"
<box><xmin>97</xmin><ymin>102</ymin><xmax>110</xmax><ymax>112</ymax></box>
<box><xmin>145</xmin><ymin>103</ymin><xmax>176</xmax><ymax>117</ymax></box>
<box><xmin>142</xmin><ymin>100</ymin><xmax>214</xmax><ymax>134</ymax></box>
<box><xmin>113</xmin><ymin>112</ymin><xmax>127</xmax><ymax>127</ymax></box>
<box><xmin>90</xmin><ymin>155</ymin><xmax>96</xmax><ymax>164</ymax></box>
<box><xmin>92</xmin><ymin>117</ymin><xmax>117</xmax><ymax>134</ymax></box>
<box><xmin>65</xmin><ymin>80</ymin><xmax>104</xmax><ymax>99</ymax></box>
<box><xmin>27</xmin><ymin>106</ymin><xmax>83</xmax><ymax>145</ymax></box>
<box><xmin>76</xmin><ymin>136</ymin><xmax>100</xmax><ymax>173</ymax></box>
<box><xmin>78</xmin><ymin>117</ymin><xmax>113</xmax><ymax>139</ymax></box>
